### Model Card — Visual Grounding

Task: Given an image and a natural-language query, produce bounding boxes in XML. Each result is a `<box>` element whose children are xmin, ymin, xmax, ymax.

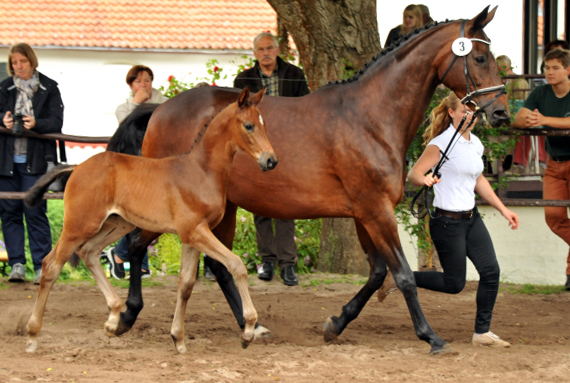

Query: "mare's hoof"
<box><xmin>114</xmin><ymin>319</ymin><xmax>132</xmax><ymax>336</ymax></box>
<box><xmin>430</xmin><ymin>342</ymin><xmax>453</xmax><ymax>355</ymax></box>
<box><xmin>253</xmin><ymin>324</ymin><xmax>271</xmax><ymax>340</ymax></box>
<box><xmin>323</xmin><ymin>316</ymin><xmax>340</xmax><ymax>343</ymax></box>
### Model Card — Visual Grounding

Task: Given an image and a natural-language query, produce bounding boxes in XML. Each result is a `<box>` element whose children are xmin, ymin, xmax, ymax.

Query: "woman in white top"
<box><xmin>115</xmin><ymin>65</ymin><xmax>168</xmax><ymax>123</ymax></box>
<box><xmin>408</xmin><ymin>92</ymin><xmax>519</xmax><ymax>348</ymax></box>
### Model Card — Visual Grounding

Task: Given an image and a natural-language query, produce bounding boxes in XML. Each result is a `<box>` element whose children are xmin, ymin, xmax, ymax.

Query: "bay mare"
<box><xmin>24</xmin><ymin>88</ymin><xmax>276</xmax><ymax>353</ymax></box>
<box><xmin>108</xmin><ymin>7</ymin><xmax>509</xmax><ymax>354</ymax></box>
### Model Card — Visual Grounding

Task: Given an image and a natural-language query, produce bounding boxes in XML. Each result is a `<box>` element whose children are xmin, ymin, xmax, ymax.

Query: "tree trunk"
<box><xmin>267</xmin><ymin>0</ymin><xmax>381</xmax><ymax>275</ymax></box>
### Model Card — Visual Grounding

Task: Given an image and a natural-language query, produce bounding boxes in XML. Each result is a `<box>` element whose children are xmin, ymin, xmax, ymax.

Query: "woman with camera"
<box><xmin>0</xmin><ymin>42</ymin><xmax>64</xmax><ymax>284</ymax></box>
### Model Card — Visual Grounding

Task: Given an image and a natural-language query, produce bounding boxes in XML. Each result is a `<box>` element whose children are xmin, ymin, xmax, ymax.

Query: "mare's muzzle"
<box><xmin>259</xmin><ymin>152</ymin><xmax>278</xmax><ymax>171</ymax></box>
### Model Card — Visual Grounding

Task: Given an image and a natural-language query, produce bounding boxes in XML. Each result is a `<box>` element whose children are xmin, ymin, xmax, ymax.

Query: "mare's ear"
<box><xmin>470</xmin><ymin>5</ymin><xmax>497</xmax><ymax>32</ymax></box>
<box><xmin>238</xmin><ymin>87</ymin><xmax>251</xmax><ymax>108</ymax></box>
<box><xmin>250</xmin><ymin>87</ymin><xmax>266</xmax><ymax>106</ymax></box>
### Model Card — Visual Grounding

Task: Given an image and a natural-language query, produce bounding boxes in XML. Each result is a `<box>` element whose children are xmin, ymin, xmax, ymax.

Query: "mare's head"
<box><xmin>231</xmin><ymin>87</ymin><xmax>277</xmax><ymax>171</ymax></box>
<box><xmin>437</xmin><ymin>6</ymin><xmax>509</xmax><ymax>127</ymax></box>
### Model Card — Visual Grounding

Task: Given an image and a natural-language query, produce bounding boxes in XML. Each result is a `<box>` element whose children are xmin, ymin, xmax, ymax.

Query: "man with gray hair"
<box><xmin>234</xmin><ymin>32</ymin><xmax>310</xmax><ymax>286</ymax></box>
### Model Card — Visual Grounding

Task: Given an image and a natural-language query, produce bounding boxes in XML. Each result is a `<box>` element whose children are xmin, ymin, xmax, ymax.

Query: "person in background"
<box><xmin>384</xmin><ymin>4</ymin><xmax>424</xmax><ymax>48</ymax></box>
<box><xmin>513</xmin><ymin>48</ymin><xmax>570</xmax><ymax>290</ymax></box>
<box><xmin>495</xmin><ymin>55</ymin><xmax>540</xmax><ymax>174</ymax></box>
<box><xmin>105</xmin><ymin>65</ymin><xmax>168</xmax><ymax>279</ymax></box>
<box><xmin>539</xmin><ymin>40</ymin><xmax>569</xmax><ymax>76</ymax></box>
<box><xmin>0</xmin><ymin>42</ymin><xmax>64</xmax><ymax>284</ymax></box>
<box><xmin>408</xmin><ymin>92</ymin><xmax>519</xmax><ymax>348</ymax></box>
<box><xmin>234</xmin><ymin>32</ymin><xmax>310</xmax><ymax>286</ymax></box>
<box><xmin>417</xmin><ymin>4</ymin><xmax>434</xmax><ymax>26</ymax></box>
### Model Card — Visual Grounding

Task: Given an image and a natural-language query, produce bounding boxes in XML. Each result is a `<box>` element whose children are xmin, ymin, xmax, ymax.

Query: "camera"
<box><xmin>12</xmin><ymin>113</ymin><xmax>25</xmax><ymax>136</ymax></box>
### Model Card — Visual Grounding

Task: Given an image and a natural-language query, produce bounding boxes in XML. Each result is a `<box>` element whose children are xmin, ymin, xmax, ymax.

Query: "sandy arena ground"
<box><xmin>1</xmin><ymin>273</ymin><xmax>570</xmax><ymax>382</ymax></box>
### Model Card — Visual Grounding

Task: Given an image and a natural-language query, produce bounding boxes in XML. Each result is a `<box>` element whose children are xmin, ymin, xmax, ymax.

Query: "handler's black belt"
<box><xmin>550</xmin><ymin>155</ymin><xmax>570</xmax><ymax>163</ymax></box>
<box><xmin>435</xmin><ymin>207</ymin><xmax>474</xmax><ymax>220</ymax></box>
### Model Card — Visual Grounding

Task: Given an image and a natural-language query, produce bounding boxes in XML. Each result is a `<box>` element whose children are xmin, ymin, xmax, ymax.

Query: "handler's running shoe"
<box><xmin>472</xmin><ymin>331</ymin><xmax>510</xmax><ymax>348</ymax></box>
<box><xmin>103</xmin><ymin>248</ymin><xmax>125</xmax><ymax>279</ymax></box>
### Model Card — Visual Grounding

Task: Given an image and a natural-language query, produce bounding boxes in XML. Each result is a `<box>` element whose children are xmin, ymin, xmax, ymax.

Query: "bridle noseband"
<box><xmin>440</xmin><ymin>20</ymin><xmax>506</xmax><ymax>114</ymax></box>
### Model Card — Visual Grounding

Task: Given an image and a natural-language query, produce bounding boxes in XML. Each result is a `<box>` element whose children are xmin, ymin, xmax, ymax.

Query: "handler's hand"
<box><xmin>503</xmin><ymin>209</ymin><xmax>519</xmax><ymax>230</ymax></box>
<box><xmin>423</xmin><ymin>172</ymin><xmax>440</xmax><ymax>187</ymax></box>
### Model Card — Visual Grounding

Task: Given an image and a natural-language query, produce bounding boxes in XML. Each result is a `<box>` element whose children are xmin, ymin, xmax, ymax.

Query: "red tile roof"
<box><xmin>0</xmin><ymin>0</ymin><xmax>277</xmax><ymax>50</ymax></box>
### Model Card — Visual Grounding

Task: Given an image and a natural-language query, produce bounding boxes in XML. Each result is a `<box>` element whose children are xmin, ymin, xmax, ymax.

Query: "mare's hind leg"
<box><xmin>171</xmin><ymin>244</ymin><xmax>200</xmax><ymax>353</ymax></box>
<box><xmin>325</xmin><ymin>218</ymin><xmax>449</xmax><ymax>354</ymax></box>
<box><xmin>115</xmin><ymin>228</ymin><xmax>160</xmax><ymax>336</ymax></box>
<box><xmin>323</xmin><ymin>219</ymin><xmax>389</xmax><ymax>342</ymax></box>
<box><xmin>187</xmin><ymin>223</ymin><xmax>257</xmax><ymax>348</ymax></box>
<box><xmin>27</xmin><ymin>239</ymin><xmax>82</xmax><ymax>352</ymax></box>
<box><xmin>210</xmin><ymin>201</ymin><xmax>270</xmax><ymax>339</ymax></box>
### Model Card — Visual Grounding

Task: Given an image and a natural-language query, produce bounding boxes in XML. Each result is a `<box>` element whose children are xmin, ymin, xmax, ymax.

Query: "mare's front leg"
<box><xmin>171</xmin><ymin>244</ymin><xmax>200</xmax><ymax>353</ymax></box>
<box><xmin>115</xmin><ymin>228</ymin><xmax>160</xmax><ymax>336</ymax></box>
<box><xmin>188</xmin><ymin>223</ymin><xmax>257</xmax><ymax>348</ymax></box>
<box><xmin>209</xmin><ymin>202</ymin><xmax>270</xmax><ymax>339</ymax></box>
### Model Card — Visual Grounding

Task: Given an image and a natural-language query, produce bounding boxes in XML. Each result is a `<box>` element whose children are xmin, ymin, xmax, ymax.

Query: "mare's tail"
<box><xmin>24</xmin><ymin>165</ymin><xmax>76</xmax><ymax>208</ymax></box>
<box><xmin>107</xmin><ymin>103</ymin><xmax>159</xmax><ymax>155</ymax></box>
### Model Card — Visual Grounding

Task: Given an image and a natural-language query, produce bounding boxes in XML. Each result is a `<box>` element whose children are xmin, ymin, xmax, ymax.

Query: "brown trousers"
<box><xmin>543</xmin><ymin>158</ymin><xmax>570</xmax><ymax>275</ymax></box>
<box><xmin>254</xmin><ymin>215</ymin><xmax>297</xmax><ymax>268</ymax></box>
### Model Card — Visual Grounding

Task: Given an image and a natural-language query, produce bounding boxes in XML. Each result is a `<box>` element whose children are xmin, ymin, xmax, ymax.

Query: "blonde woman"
<box><xmin>384</xmin><ymin>4</ymin><xmax>424</xmax><ymax>48</ymax></box>
<box><xmin>408</xmin><ymin>92</ymin><xmax>519</xmax><ymax>348</ymax></box>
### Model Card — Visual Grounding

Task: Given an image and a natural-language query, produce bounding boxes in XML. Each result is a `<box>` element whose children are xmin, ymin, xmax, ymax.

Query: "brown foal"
<box><xmin>24</xmin><ymin>87</ymin><xmax>275</xmax><ymax>353</ymax></box>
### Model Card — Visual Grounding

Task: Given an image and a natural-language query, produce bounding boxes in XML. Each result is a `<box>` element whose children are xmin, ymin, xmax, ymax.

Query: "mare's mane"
<box><xmin>324</xmin><ymin>18</ymin><xmax>458</xmax><ymax>87</ymax></box>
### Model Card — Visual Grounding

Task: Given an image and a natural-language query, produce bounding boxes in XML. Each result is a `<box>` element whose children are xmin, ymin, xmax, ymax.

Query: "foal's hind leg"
<box><xmin>77</xmin><ymin>217</ymin><xmax>134</xmax><ymax>337</ymax></box>
<box><xmin>186</xmin><ymin>223</ymin><xmax>257</xmax><ymax>348</ymax></box>
<box><xmin>171</xmin><ymin>244</ymin><xmax>200</xmax><ymax>353</ymax></box>
<box><xmin>27</xmin><ymin>239</ymin><xmax>81</xmax><ymax>352</ymax></box>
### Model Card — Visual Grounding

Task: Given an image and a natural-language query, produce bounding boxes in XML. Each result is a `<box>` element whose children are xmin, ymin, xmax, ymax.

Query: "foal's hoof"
<box><xmin>253</xmin><ymin>324</ymin><xmax>271</xmax><ymax>340</ymax></box>
<box><xmin>323</xmin><ymin>316</ymin><xmax>340</xmax><ymax>343</ymax></box>
<box><xmin>430</xmin><ymin>342</ymin><xmax>453</xmax><ymax>355</ymax></box>
<box><xmin>240</xmin><ymin>336</ymin><xmax>253</xmax><ymax>349</ymax></box>
<box><xmin>26</xmin><ymin>338</ymin><xmax>38</xmax><ymax>353</ymax></box>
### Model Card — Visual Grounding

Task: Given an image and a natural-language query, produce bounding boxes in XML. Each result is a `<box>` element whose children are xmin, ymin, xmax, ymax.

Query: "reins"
<box><xmin>410</xmin><ymin>20</ymin><xmax>505</xmax><ymax>219</ymax></box>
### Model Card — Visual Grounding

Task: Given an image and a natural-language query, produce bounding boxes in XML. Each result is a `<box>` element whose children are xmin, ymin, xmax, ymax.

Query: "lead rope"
<box><xmin>410</xmin><ymin>112</ymin><xmax>478</xmax><ymax>219</ymax></box>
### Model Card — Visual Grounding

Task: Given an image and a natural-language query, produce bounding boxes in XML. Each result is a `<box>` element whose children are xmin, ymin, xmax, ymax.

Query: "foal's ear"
<box><xmin>238</xmin><ymin>87</ymin><xmax>251</xmax><ymax>108</ymax></box>
<box><xmin>251</xmin><ymin>87</ymin><xmax>266</xmax><ymax>106</ymax></box>
<box><xmin>470</xmin><ymin>5</ymin><xmax>497</xmax><ymax>32</ymax></box>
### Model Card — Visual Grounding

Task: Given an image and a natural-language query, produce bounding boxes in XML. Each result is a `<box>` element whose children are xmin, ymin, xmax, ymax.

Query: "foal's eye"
<box><xmin>475</xmin><ymin>56</ymin><xmax>486</xmax><ymax>64</ymax></box>
<box><xmin>244</xmin><ymin>122</ymin><xmax>254</xmax><ymax>132</ymax></box>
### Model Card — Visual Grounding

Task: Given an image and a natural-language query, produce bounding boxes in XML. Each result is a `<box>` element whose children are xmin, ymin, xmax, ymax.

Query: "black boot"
<box><xmin>280</xmin><ymin>265</ymin><xmax>298</xmax><ymax>286</ymax></box>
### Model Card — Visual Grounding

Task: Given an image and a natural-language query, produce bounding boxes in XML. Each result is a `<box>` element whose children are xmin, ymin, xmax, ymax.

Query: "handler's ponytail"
<box><xmin>422</xmin><ymin>92</ymin><xmax>461</xmax><ymax>145</ymax></box>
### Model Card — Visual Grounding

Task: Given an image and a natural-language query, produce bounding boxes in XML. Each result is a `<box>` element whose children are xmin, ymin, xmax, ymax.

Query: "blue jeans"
<box><xmin>0</xmin><ymin>163</ymin><xmax>52</xmax><ymax>271</ymax></box>
<box><xmin>414</xmin><ymin>208</ymin><xmax>500</xmax><ymax>334</ymax></box>
<box><xmin>115</xmin><ymin>236</ymin><xmax>149</xmax><ymax>271</ymax></box>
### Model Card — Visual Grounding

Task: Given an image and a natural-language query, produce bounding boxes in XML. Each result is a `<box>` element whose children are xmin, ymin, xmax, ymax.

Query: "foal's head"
<box><xmin>231</xmin><ymin>87</ymin><xmax>277</xmax><ymax>171</ymax></box>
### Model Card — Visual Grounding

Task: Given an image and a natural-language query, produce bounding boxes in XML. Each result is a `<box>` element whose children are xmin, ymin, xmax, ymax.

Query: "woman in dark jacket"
<box><xmin>0</xmin><ymin>42</ymin><xmax>63</xmax><ymax>284</ymax></box>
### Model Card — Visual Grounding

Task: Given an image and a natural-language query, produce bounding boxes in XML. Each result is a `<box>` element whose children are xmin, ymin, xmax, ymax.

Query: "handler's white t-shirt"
<box><xmin>428</xmin><ymin>125</ymin><xmax>484</xmax><ymax>212</ymax></box>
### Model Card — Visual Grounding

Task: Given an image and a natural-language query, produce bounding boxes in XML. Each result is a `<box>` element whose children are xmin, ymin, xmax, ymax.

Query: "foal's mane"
<box><xmin>324</xmin><ymin>18</ymin><xmax>459</xmax><ymax>87</ymax></box>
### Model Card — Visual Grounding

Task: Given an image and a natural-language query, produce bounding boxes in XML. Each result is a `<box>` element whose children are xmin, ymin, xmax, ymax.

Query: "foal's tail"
<box><xmin>107</xmin><ymin>103</ymin><xmax>159</xmax><ymax>155</ymax></box>
<box><xmin>24</xmin><ymin>164</ymin><xmax>76</xmax><ymax>208</ymax></box>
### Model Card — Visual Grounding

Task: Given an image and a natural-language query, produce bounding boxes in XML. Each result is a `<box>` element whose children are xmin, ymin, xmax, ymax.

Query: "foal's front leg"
<box><xmin>171</xmin><ymin>244</ymin><xmax>200</xmax><ymax>353</ymax></box>
<box><xmin>188</xmin><ymin>223</ymin><xmax>257</xmax><ymax>348</ymax></box>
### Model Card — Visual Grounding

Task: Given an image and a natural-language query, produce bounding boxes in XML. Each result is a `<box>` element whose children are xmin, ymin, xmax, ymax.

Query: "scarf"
<box><xmin>12</xmin><ymin>71</ymin><xmax>39</xmax><ymax>156</ymax></box>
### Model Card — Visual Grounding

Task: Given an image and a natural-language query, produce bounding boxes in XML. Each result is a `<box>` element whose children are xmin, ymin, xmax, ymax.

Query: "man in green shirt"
<box><xmin>514</xmin><ymin>48</ymin><xmax>570</xmax><ymax>290</ymax></box>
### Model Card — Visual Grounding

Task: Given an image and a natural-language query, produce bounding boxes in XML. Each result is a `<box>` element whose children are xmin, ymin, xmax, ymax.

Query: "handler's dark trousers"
<box><xmin>0</xmin><ymin>163</ymin><xmax>52</xmax><ymax>271</ymax></box>
<box><xmin>254</xmin><ymin>215</ymin><xmax>297</xmax><ymax>269</ymax></box>
<box><xmin>413</xmin><ymin>208</ymin><xmax>500</xmax><ymax>334</ymax></box>
<box><xmin>543</xmin><ymin>158</ymin><xmax>570</xmax><ymax>275</ymax></box>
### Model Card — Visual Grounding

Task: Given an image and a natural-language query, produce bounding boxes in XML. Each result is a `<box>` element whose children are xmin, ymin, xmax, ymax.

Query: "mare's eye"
<box><xmin>244</xmin><ymin>122</ymin><xmax>254</xmax><ymax>132</ymax></box>
<box><xmin>475</xmin><ymin>56</ymin><xmax>486</xmax><ymax>64</ymax></box>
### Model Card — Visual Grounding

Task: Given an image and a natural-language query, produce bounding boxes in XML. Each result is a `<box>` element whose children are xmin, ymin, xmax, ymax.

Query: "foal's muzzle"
<box><xmin>259</xmin><ymin>152</ymin><xmax>278</xmax><ymax>171</ymax></box>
